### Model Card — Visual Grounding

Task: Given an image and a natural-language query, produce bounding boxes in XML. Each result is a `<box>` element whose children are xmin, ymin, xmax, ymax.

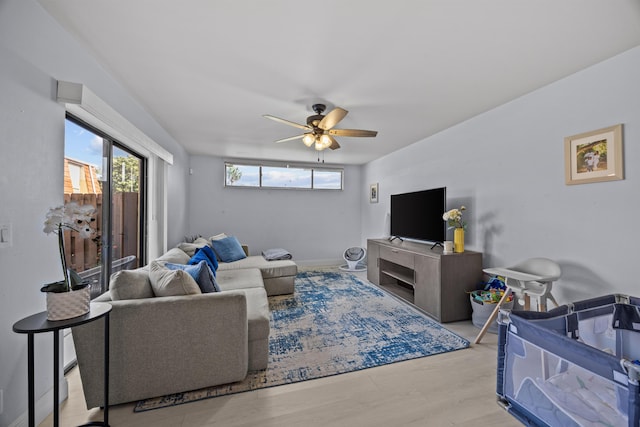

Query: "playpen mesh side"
<box><xmin>497</xmin><ymin>297</ymin><xmax>640</xmax><ymax>427</ymax></box>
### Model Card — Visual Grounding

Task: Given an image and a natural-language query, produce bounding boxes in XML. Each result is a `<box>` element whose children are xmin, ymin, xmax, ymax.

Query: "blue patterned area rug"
<box><xmin>134</xmin><ymin>270</ymin><xmax>469</xmax><ymax>412</ymax></box>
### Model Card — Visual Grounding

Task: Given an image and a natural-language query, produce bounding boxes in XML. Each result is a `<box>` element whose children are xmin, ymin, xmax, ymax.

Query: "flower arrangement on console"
<box><xmin>443</xmin><ymin>206</ymin><xmax>467</xmax><ymax>253</ymax></box>
<box><xmin>41</xmin><ymin>202</ymin><xmax>97</xmax><ymax>293</ymax></box>
<box><xmin>442</xmin><ymin>206</ymin><xmax>467</xmax><ymax>230</ymax></box>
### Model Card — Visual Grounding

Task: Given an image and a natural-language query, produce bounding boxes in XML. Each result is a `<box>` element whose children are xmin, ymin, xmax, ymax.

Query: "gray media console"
<box><xmin>367</xmin><ymin>238</ymin><xmax>483</xmax><ymax>323</ymax></box>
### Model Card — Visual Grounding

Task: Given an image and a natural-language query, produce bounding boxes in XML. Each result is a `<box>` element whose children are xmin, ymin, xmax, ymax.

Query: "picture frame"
<box><xmin>564</xmin><ymin>124</ymin><xmax>623</xmax><ymax>185</ymax></box>
<box><xmin>369</xmin><ymin>183</ymin><xmax>378</xmax><ymax>203</ymax></box>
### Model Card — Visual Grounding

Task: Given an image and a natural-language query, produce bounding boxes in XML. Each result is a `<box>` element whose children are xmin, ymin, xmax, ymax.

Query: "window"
<box><xmin>225</xmin><ymin>162</ymin><xmax>343</xmax><ymax>190</ymax></box>
<box><xmin>226</xmin><ymin>164</ymin><xmax>260</xmax><ymax>187</ymax></box>
<box><xmin>313</xmin><ymin>169</ymin><xmax>343</xmax><ymax>189</ymax></box>
<box><xmin>67</xmin><ymin>162</ymin><xmax>82</xmax><ymax>193</ymax></box>
<box><xmin>262</xmin><ymin>166</ymin><xmax>311</xmax><ymax>189</ymax></box>
<box><xmin>65</xmin><ymin>116</ymin><xmax>146</xmax><ymax>299</ymax></box>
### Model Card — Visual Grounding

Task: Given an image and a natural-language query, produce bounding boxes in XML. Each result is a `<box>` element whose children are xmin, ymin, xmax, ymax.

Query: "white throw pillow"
<box><xmin>149</xmin><ymin>261</ymin><xmax>201</xmax><ymax>297</ymax></box>
<box><xmin>209</xmin><ymin>233</ymin><xmax>228</xmax><ymax>241</ymax></box>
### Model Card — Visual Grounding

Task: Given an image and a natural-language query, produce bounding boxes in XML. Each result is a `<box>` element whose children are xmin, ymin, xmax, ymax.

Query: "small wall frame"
<box><xmin>564</xmin><ymin>124</ymin><xmax>623</xmax><ymax>185</ymax></box>
<box><xmin>369</xmin><ymin>183</ymin><xmax>379</xmax><ymax>203</ymax></box>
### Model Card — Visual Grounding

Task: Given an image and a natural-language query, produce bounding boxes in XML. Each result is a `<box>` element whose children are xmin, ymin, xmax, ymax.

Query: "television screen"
<box><xmin>390</xmin><ymin>187</ymin><xmax>446</xmax><ymax>243</ymax></box>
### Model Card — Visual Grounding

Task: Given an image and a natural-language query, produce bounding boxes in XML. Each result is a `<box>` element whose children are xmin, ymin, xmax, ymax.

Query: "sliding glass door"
<box><xmin>64</xmin><ymin>116</ymin><xmax>146</xmax><ymax>298</ymax></box>
<box><xmin>109</xmin><ymin>144</ymin><xmax>145</xmax><ymax>277</ymax></box>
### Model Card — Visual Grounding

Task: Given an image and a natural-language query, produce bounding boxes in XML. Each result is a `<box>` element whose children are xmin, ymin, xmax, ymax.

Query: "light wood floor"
<box><xmin>40</xmin><ymin>270</ymin><xmax>521</xmax><ymax>427</ymax></box>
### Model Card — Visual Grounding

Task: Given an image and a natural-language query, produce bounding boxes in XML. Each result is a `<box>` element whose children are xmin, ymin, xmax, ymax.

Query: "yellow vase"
<box><xmin>454</xmin><ymin>228</ymin><xmax>465</xmax><ymax>253</ymax></box>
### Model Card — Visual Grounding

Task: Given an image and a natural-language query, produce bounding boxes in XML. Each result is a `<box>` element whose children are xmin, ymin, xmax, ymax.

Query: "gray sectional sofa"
<box><xmin>72</xmin><ymin>242</ymin><xmax>297</xmax><ymax>409</ymax></box>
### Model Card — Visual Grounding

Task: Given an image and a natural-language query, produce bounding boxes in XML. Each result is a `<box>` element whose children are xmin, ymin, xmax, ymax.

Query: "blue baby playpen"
<box><xmin>497</xmin><ymin>294</ymin><xmax>640</xmax><ymax>427</ymax></box>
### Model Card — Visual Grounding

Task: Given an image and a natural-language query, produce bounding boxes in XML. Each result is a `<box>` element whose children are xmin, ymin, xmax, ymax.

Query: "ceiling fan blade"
<box><xmin>318</xmin><ymin>107</ymin><xmax>348</xmax><ymax>130</ymax></box>
<box><xmin>263</xmin><ymin>115</ymin><xmax>310</xmax><ymax>131</ymax></box>
<box><xmin>275</xmin><ymin>134</ymin><xmax>306</xmax><ymax>143</ymax></box>
<box><xmin>328</xmin><ymin>128</ymin><xmax>378</xmax><ymax>137</ymax></box>
<box><xmin>328</xmin><ymin>135</ymin><xmax>341</xmax><ymax>150</ymax></box>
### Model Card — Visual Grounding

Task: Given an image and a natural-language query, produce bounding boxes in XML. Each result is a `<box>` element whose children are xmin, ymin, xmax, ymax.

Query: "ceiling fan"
<box><xmin>263</xmin><ymin>104</ymin><xmax>378</xmax><ymax>151</ymax></box>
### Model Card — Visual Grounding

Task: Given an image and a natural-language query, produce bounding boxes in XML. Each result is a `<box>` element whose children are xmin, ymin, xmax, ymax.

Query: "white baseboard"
<box><xmin>296</xmin><ymin>258</ymin><xmax>342</xmax><ymax>267</ymax></box>
<box><xmin>8</xmin><ymin>377</ymin><xmax>68</xmax><ymax>427</ymax></box>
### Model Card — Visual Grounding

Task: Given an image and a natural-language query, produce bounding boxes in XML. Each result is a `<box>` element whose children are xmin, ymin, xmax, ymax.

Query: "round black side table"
<box><xmin>13</xmin><ymin>302</ymin><xmax>112</xmax><ymax>427</ymax></box>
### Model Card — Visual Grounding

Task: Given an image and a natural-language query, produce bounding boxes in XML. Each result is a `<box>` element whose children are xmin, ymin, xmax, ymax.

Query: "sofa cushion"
<box><xmin>218</xmin><ymin>256</ymin><xmax>298</xmax><ymax>279</ymax></box>
<box><xmin>262</xmin><ymin>275</ymin><xmax>295</xmax><ymax>297</ymax></box>
<box><xmin>176</xmin><ymin>237</ymin><xmax>211</xmax><ymax>257</ymax></box>
<box><xmin>216</xmin><ymin>268</ymin><xmax>264</xmax><ymax>292</ymax></box>
<box><xmin>189</xmin><ymin>245</ymin><xmax>218</xmax><ymax>275</ymax></box>
<box><xmin>109</xmin><ymin>269</ymin><xmax>154</xmax><ymax>300</ymax></box>
<box><xmin>211</xmin><ymin>236</ymin><xmax>247</xmax><ymax>263</ymax></box>
<box><xmin>149</xmin><ymin>261</ymin><xmax>201</xmax><ymax>297</ymax></box>
<box><xmin>156</xmin><ymin>247</ymin><xmax>191</xmax><ymax>264</ymax></box>
<box><xmin>165</xmin><ymin>261</ymin><xmax>220</xmax><ymax>293</ymax></box>
<box><xmin>240</xmin><ymin>287</ymin><xmax>270</xmax><ymax>342</ymax></box>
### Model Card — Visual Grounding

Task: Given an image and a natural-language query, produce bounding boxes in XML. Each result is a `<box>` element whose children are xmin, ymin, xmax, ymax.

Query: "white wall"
<box><xmin>189</xmin><ymin>156</ymin><xmax>362</xmax><ymax>264</ymax></box>
<box><xmin>0</xmin><ymin>1</ymin><xmax>190</xmax><ymax>425</ymax></box>
<box><xmin>362</xmin><ymin>45</ymin><xmax>640</xmax><ymax>305</ymax></box>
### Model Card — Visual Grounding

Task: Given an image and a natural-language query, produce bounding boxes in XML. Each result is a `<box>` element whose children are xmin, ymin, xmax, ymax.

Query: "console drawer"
<box><xmin>380</xmin><ymin>246</ymin><xmax>414</xmax><ymax>269</ymax></box>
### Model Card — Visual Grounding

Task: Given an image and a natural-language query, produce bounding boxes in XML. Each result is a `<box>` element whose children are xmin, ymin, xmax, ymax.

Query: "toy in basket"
<box><xmin>470</xmin><ymin>277</ymin><xmax>514</xmax><ymax>334</ymax></box>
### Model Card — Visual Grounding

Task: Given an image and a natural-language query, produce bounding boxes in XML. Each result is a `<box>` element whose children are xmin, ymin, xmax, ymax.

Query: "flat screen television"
<box><xmin>390</xmin><ymin>187</ymin><xmax>446</xmax><ymax>243</ymax></box>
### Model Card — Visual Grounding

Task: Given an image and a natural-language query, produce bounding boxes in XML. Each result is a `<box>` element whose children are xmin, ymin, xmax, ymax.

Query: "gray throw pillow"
<box><xmin>149</xmin><ymin>261</ymin><xmax>201</xmax><ymax>297</ymax></box>
<box><xmin>109</xmin><ymin>269</ymin><xmax>154</xmax><ymax>300</ymax></box>
<box><xmin>164</xmin><ymin>260</ymin><xmax>219</xmax><ymax>293</ymax></box>
<box><xmin>156</xmin><ymin>247</ymin><xmax>191</xmax><ymax>264</ymax></box>
<box><xmin>177</xmin><ymin>237</ymin><xmax>211</xmax><ymax>257</ymax></box>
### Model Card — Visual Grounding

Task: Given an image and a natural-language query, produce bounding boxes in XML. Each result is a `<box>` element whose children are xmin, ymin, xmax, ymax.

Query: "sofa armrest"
<box><xmin>72</xmin><ymin>291</ymin><xmax>249</xmax><ymax>408</ymax></box>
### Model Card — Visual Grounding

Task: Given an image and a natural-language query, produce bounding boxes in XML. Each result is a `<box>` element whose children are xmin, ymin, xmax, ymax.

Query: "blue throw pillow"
<box><xmin>189</xmin><ymin>245</ymin><xmax>218</xmax><ymax>276</ymax></box>
<box><xmin>165</xmin><ymin>261</ymin><xmax>219</xmax><ymax>293</ymax></box>
<box><xmin>211</xmin><ymin>236</ymin><xmax>247</xmax><ymax>263</ymax></box>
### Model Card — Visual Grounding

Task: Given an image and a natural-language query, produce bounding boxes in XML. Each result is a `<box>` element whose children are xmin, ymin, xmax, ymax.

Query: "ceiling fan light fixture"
<box><xmin>302</xmin><ymin>134</ymin><xmax>315</xmax><ymax>147</ymax></box>
<box><xmin>264</xmin><ymin>104</ymin><xmax>377</xmax><ymax>152</ymax></box>
<box><xmin>319</xmin><ymin>134</ymin><xmax>332</xmax><ymax>149</ymax></box>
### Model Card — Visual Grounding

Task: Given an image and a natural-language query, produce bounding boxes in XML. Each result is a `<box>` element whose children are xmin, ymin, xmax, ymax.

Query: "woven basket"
<box><xmin>470</xmin><ymin>292</ymin><xmax>513</xmax><ymax>334</ymax></box>
<box><xmin>46</xmin><ymin>286</ymin><xmax>90</xmax><ymax>321</ymax></box>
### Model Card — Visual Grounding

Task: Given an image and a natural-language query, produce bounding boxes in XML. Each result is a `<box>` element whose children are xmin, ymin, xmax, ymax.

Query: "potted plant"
<box><xmin>442</xmin><ymin>206</ymin><xmax>467</xmax><ymax>253</ymax></box>
<box><xmin>41</xmin><ymin>202</ymin><xmax>97</xmax><ymax>320</ymax></box>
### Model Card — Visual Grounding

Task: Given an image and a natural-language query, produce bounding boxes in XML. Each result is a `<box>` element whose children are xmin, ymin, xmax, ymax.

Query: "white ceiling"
<box><xmin>39</xmin><ymin>0</ymin><xmax>640</xmax><ymax>165</ymax></box>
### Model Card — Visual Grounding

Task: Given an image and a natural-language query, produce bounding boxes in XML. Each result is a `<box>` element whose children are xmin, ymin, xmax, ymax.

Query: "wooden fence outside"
<box><xmin>63</xmin><ymin>192</ymin><xmax>140</xmax><ymax>273</ymax></box>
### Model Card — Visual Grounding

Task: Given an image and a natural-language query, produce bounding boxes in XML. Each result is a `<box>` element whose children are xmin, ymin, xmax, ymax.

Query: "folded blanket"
<box><xmin>262</xmin><ymin>248</ymin><xmax>292</xmax><ymax>261</ymax></box>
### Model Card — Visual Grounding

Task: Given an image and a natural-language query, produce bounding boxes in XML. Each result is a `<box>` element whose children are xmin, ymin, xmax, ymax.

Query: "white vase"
<box><xmin>46</xmin><ymin>286</ymin><xmax>90</xmax><ymax>321</ymax></box>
